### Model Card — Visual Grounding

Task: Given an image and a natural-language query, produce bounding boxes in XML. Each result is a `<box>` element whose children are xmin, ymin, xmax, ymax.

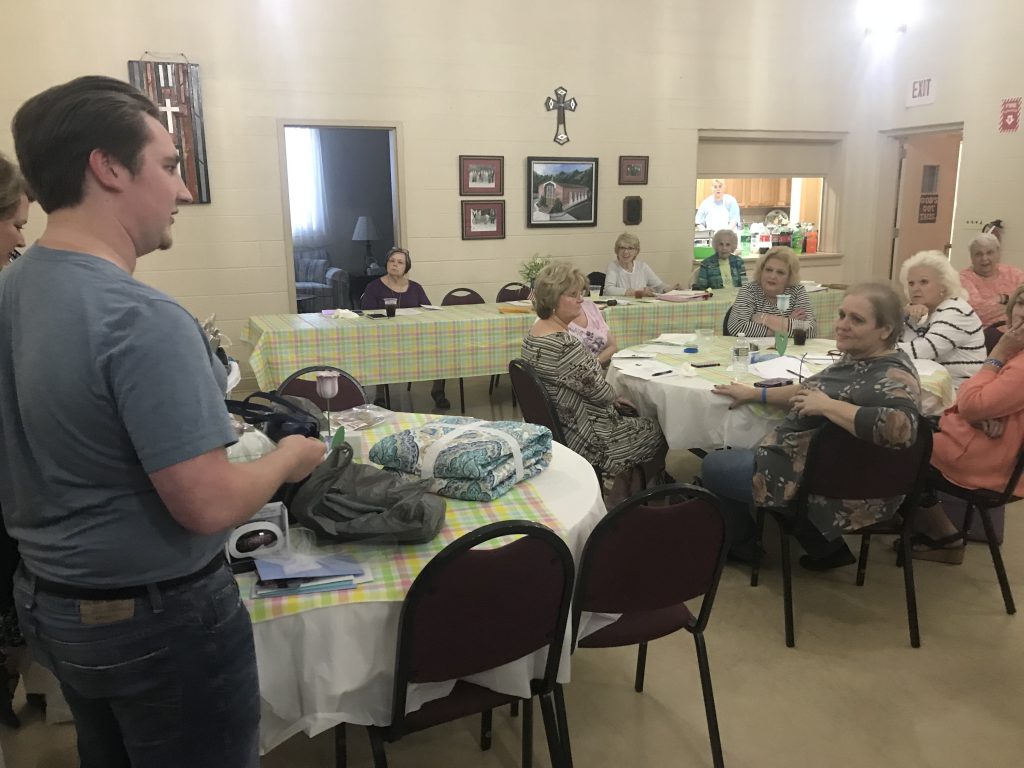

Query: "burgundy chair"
<box><xmin>751</xmin><ymin>421</ymin><xmax>933</xmax><ymax>647</ymax></box>
<box><xmin>507</xmin><ymin>358</ymin><xmax>568</xmax><ymax>446</ymax></box>
<box><xmin>566</xmin><ymin>484</ymin><xmax>730</xmax><ymax>768</ymax></box>
<box><xmin>276</xmin><ymin>365</ymin><xmax>367</xmax><ymax>412</ymax></box>
<box><xmin>335</xmin><ymin>521</ymin><xmax>575</xmax><ymax>768</ymax></box>
<box><xmin>442</xmin><ymin>288</ymin><xmax>486</xmax><ymax>412</ymax></box>
<box><xmin>927</xmin><ymin>440</ymin><xmax>1024</xmax><ymax>616</ymax></box>
<box><xmin>496</xmin><ymin>282</ymin><xmax>531</xmax><ymax>302</ymax></box>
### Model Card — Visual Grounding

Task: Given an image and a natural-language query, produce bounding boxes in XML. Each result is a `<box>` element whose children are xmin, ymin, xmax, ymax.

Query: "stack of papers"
<box><xmin>656</xmin><ymin>290</ymin><xmax>710</xmax><ymax>302</ymax></box>
<box><xmin>612</xmin><ymin>350</ymin><xmax>656</xmax><ymax>360</ymax></box>
<box><xmin>650</xmin><ymin>333</ymin><xmax>697</xmax><ymax>345</ymax></box>
<box><xmin>252</xmin><ymin>553</ymin><xmax>371</xmax><ymax>598</ymax></box>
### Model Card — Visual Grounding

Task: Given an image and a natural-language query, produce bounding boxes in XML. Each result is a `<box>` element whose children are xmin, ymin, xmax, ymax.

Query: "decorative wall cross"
<box><xmin>544</xmin><ymin>86</ymin><xmax>577</xmax><ymax>145</ymax></box>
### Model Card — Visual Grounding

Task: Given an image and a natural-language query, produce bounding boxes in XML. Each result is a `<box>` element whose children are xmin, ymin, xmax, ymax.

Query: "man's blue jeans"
<box><xmin>14</xmin><ymin>564</ymin><xmax>260</xmax><ymax>768</ymax></box>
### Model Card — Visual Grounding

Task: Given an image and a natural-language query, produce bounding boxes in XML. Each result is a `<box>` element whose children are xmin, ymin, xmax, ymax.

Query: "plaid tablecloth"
<box><xmin>240</xmin><ymin>413</ymin><xmax>565</xmax><ymax>623</ymax></box>
<box><xmin>242</xmin><ymin>290</ymin><xmax>844</xmax><ymax>390</ymax></box>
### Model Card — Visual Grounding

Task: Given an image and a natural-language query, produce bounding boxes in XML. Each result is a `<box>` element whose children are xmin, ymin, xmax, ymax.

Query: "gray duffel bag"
<box><xmin>289</xmin><ymin>443</ymin><xmax>446</xmax><ymax>544</ymax></box>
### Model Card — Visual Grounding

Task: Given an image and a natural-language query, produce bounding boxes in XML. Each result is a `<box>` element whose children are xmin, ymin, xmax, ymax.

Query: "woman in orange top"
<box><xmin>913</xmin><ymin>283</ymin><xmax>1024</xmax><ymax>562</ymax></box>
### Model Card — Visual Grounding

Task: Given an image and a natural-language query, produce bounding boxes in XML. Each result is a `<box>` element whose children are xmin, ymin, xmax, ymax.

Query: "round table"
<box><xmin>241</xmin><ymin>413</ymin><xmax>606</xmax><ymax>754</ymax></box>
<box><xmin>607</xmin><ymin>336</ymin><xmax>955</xmax><ymax>451</ymax></box>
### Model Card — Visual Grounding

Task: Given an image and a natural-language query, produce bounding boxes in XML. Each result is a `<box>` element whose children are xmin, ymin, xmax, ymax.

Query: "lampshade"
<box><xmin>352</xmin><ymin>215</ymin><xmax>379</xmax><ymax>241</ymax></box>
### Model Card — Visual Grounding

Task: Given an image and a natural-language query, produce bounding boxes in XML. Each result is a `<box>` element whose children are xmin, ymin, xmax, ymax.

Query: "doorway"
<box><xmin>889</xmin><ymin>129</ymin><xmax>963</xmax><ymax>279</ymax></box>
<box><xmin>282</xmin><ymin>124</ymin><xmax>399</xmax><ymax>311</ymax></box>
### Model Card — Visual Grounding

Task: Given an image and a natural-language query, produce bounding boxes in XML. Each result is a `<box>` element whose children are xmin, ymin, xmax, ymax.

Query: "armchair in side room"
<box><xmin>293</xmin><ymin>248</ymin><xmax>350</xmax><ymax>311</ymax></box>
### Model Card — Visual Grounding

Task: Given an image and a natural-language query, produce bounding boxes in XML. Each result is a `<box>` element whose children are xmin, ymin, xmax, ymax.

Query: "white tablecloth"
<box><xmin>608</xmin><ymin>338</ymin><xmax>955</xmax><ymax>451</ymax></box>
<box><xmin>250</xmin><ymin>439</ymin><xmax>606</xmax><ymax>754</ymax></box>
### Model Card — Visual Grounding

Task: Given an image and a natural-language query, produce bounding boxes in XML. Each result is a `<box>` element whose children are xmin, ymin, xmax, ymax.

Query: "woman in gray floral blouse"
<box><xmin>702</xmin><ymin>283</ymin><xmax>922</xmax><ymax>568</ymax></box>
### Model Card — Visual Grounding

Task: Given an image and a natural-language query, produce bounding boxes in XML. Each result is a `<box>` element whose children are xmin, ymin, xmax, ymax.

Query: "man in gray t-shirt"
<box><xmin>0</xmin><ymin>76</ymin><xmax>325</xmax><ymax>768</ymax></box>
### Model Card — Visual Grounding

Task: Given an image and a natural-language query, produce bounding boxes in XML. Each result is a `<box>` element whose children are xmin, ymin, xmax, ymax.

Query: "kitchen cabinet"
<box><xmin>695</xmin><ymin>177</ymin><xmax>792</xmax><ymax>209</ymax></box>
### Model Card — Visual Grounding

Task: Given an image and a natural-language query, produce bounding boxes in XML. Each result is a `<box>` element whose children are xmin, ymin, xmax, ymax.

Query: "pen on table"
<box><xmin>652</xmin><ymin>370</ymin><xmax>673</xmax><ymax>377</ymax></box>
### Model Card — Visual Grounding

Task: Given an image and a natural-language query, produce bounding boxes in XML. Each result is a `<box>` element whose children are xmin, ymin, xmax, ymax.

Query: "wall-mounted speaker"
<box><xmin>623</xmin><ymin>196</ymin><xmax>642</xmax><ymax>225</ymax></box>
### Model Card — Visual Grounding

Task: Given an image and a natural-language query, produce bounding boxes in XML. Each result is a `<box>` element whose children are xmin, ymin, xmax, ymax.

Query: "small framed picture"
<box><xmin>459</xmin><ymin>155</ymin><xmax>504</xmax><ymax>196</ymax></box>
<box><xmin>618</xmin><ymin>155</ymin><xmax>649</xmax><ymax>185</ymax></box>
<box><xmin>461</xmin><ymin>200</ymin><xmax>505</xmax><ymax>240</ymax></box>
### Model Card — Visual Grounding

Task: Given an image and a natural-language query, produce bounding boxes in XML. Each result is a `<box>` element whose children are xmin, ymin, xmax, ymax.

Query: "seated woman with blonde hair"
<box><xmin>726</xmin><ymin>246</ymin><xmax>816</xmax><ymax>338</ymax></box>
<box><xmin>898</xmin><ymin>250</ymin><xmax>986</xmax><ymax>387</ymax></box>
<box><xmin>910</xmin><ymin>283</ymin><xmax>1024</xmax><ymax>563</ymax></box>
<box><xmin>522</xmin><ymin>262</ymin><xmax>666</xmax><ymax>501</ymax></box>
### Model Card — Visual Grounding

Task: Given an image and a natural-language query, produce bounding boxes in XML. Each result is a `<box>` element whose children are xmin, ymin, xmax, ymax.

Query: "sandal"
<box><xmin>910</xmin><ymin>532</ymin><xmax>965</xmax><ymax>565</ymax></box>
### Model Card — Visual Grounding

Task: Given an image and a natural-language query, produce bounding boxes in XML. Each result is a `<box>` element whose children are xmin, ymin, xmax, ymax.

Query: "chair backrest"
<box><xmin>441</xmin><ymin>287</ymin><xmax>485</xmax><ymax>306</ymax></box>
<box><xmin>508</xmin><ymin>358</ymin><xmax>568</xmax><ymax>445</ymax></box>
<box><xmin>984</xmin><ymin>323</ymin><xmax>1006</xmax><ymax>354</ymax></box>
<box><xmin>722</xmin><ymin>304</ymin><xmax>733</xmax><ymax>336</ymax></box>
<box><xmin>497</xmin><ymin>282</ymin><xmax>531</xmax><ymax>302</ymax></box>
<box><xmin>294</xmin><ymin>249</ymin><xmax>330</xmax><ymax>283</ymax></box>
<box><xmin>800</xmin><ymin>419</ymin><xmax>933</xmax><ymax>505</ymax></box>
<box><xmin>276</xmin><ymin>365</ymin><xmax>366</xmax><ymax>411</ymax></box>
<box><xmin>391</xmin><ymin>521</ymin><xmax>574</xmax><ymax>735</ymax></box>
<box><xmin>572</xmin><ymin>484</ymin><xmax>729</xmax><ymax>645</ymax></box>
<box><xmin>586</xmin><ymin>271</ymin><xmax>606</xmax><ymax>296</ymax></box>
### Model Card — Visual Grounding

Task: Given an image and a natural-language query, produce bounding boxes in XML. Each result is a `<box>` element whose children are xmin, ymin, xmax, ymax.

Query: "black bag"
<box><xmin>289</xmin><ymin>443</ymin><xmax>446</xmax><ymax>544</ymax></box>
<box><xmin>226</xmin><ymin>391</ymin><xmax>320</xmax><ymax>442</ymax></box>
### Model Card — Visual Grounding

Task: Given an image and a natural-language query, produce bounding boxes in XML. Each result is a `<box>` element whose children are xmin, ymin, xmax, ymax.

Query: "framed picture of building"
<box><xmin>526</xmin><ymin>157</ymin><xmax>598</xmax><ymax>228</ymax></box>
<box><xmin>459</xmin><ymin>155</ymin><xmax>504</xmax><ymax>196</ymax></box>
<box><xmin>461</xmin><ymin>200</ymin><xmax>505</xmax><ymax>240</ymax></box>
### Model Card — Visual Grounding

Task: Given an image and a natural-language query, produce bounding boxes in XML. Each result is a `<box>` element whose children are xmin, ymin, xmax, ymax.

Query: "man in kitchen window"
<box><xmin>695</xmin><ymin>178</ymin><xmax>742</xmax><ymax>232</ymax></box>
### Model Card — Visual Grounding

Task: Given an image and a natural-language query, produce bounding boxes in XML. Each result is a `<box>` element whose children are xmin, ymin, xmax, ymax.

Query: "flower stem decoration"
<box><xmin>518</xmin><ymin>254</ymin><xmax>551</xmax><ymax>285</ymax></box>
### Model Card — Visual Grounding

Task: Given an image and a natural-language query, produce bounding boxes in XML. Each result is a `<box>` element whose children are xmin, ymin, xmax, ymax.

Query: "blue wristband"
<box><xmin>984</xmin><ymin>358</ymin><xmax>1005</xmax><ymax>370</ymax></box>
<box><xmin>761</xmin><ymin>386</ymin><xmax>767</xmax><ymax>403</ymax></box>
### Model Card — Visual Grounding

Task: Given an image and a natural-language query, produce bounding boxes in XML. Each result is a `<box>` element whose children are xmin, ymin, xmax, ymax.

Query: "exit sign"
<box><xmin>907</xmin><ymin>77</ymin><xmax>936</xmax><ymax>107</ymax></box>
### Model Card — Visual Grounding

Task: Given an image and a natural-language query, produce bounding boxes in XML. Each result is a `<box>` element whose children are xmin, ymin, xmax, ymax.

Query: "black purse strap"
<box><xmin>243</xmin><ymin>390</ymin><xmax>312</xmax><ymax>417</ymax></box>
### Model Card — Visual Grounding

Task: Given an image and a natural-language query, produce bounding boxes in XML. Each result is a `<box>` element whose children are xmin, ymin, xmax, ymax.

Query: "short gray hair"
<box><xmin>899</xmin><ymin>250</ymin><xmax>964</xmax><ymax>300</ymax></box>
<box><xmin>968</xmin><ymin>232</ymin><xmax>1000</xmax><ymax>256</ymax></box>
<box><xmin>614</xmin><ymin>232</ymin><xmax>640</xmax><ymax>252</ymax></box>
<box><xmin>532</xmin><ymin>262</ymin><xmax>586</xmax><ymax>320</ymax></box>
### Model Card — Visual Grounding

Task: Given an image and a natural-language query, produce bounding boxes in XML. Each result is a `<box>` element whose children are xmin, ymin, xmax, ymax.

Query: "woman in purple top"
<box><xmin>361</xmin><ymin>247</ymin><xmax>449</xmax><ymax>409</ymax></box>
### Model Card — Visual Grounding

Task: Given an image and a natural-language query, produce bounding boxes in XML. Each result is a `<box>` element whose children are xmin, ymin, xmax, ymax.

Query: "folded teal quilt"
<box><xmin>368</xmin><ymin>417</ymin><xmax>552</xmax><ymax>501</ymax></box>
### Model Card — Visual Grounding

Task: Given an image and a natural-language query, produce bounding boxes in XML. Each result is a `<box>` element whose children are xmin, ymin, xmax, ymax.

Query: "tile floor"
<box><xmin>3</xmin><ymin>376</ymin><xmax>1023</xmax><ymax>768</ymax></box>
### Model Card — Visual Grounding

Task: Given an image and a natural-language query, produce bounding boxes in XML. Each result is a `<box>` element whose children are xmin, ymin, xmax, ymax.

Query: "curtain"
<box><xmin>285</xmin><ymin>127</ymin><xmax>328</xmax><ymax>247</ymax></box>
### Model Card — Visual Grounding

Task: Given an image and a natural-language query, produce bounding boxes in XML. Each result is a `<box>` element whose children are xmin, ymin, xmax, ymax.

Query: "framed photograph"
<box><xmin>459</xmin><ymin>155</ymin><xmax>504</xmax><ymax>196</ymax></box>
<box><xmin>618</xmin><ymin>155</ymin><xmax>649</xmax><ymax>185</ymax></box>
<box><xmin>526</xmin><ymin>157</ymin><xmax>598</xmax><ymax>228</ymax></box>
<box><xmin>461</xmin><ymin>200</ymin><xmax>505</xmax><ymax>240</ymax></box>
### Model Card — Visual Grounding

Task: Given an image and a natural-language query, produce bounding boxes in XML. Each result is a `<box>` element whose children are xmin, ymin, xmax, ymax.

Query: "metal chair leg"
<box><xmin>459</xmin><ymin>377</ymin><xmax>466</xmax><ymax>414</ymax></box>
<box><xmin>856</xmin><ymin>533</ymin><xmax>871</xmax><ymax>586</ymax></box>
<box><xmin>333</xmin><ymin>723</ymin><xmax>347</xmax><ymax>768</ymax></box>
<box><xmin>510</xmin><ymin>699</ymin><xmax>520</xmax><ymax>717</ymax></box>
<box><xmin>538</xmin><ymin>691</ymin><xmax>567</xmax><ymax>768</ymax></box>
<box><xmin>694</xmin><ymin>632</ymin><xmax>725</xmax><ymax>768</ymax></box>
<box><xmin>522</xmin><ymin>697</ymin><xmax>534</xmax><ymax>768</ymax></box>
<box><xmin>480</xmin><ymin>708</ymin><xmax>493</xmax><ymax>750</ymax></box>
<box><xmin>553</xmin><ymin>684</ymin><xmax>574</xmax><ymax>768</ymax></box>
<box><xmin>900</xmin><ymin>530</ymin><xmax>921</xmax><ymax>647</ymax></box>
<box><xmin>780</xmin><ymin>526</ymin><xmax>795</xmax><ymax>647</ymax></box>
<box><xmin>383</xmin><ymin>384</ymin><xmax>391</xmax><ymax>410</ymax></box>
<box><xmin>634</xmin><ymin>641</ymin><xmax>648</xmax><ymax>692</ymax></box>
<box><xmin>367</xmin><ymin>727</ymin><xmax>389</xmax><ymax>768</ymax></box>
<box><xmin>979</xmin><ymin>507</ymin><xmax>1016</xmax><ymax>614</ymax></box>
<box><xmin>751</xmin><ymin>507</ymin><xmax>766</xmax><ymax>587</ymax></box>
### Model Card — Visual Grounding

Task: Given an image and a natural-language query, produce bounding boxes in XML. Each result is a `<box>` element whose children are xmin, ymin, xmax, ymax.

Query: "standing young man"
<box><xmin>0</xmin><ymin>76</ymin><xmax>325</xmax><ymax>767</ymax></box>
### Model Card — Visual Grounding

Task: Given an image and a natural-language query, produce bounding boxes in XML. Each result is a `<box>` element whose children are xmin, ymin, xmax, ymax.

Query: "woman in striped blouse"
<box><xmin>898</xmin><ymin>250</ymin><xmax>986</xmax><ymax>387</ymax></box>
<box><xmin>725</xmin><ymin>246</ymin><xmax>816</xmax><ymax>338</ymax></box>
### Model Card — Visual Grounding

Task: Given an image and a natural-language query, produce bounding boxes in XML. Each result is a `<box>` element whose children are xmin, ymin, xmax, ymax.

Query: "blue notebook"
<box><xmin>254</xmin><ymin>553</ymin><xmax>364</xmax><ymax>583</ymax></box>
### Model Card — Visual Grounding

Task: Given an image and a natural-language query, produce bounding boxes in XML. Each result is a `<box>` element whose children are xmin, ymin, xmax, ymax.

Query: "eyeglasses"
<box><xmin>617</xmin><ymin>246</ymin><xmax>638</xmax><ymax>252</ymax></box>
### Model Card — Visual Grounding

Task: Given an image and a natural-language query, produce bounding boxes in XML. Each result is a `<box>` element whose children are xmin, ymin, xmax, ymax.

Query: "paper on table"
<box><xmin>612</xmin><ymin>349</ymin><xmax>656</xmax><ymax>359</ymax></box>
<box><xmin>651</xmin><ymin>333</ymin><xmax>697</xmax><ymax>345</ymax></box>
<box><xmin>394</xmin><ymin>308</ymin><xmax>422</xmax><ymax>316</ymax></box>
<box><xmin>420</xmin><ymin>304</ymin><xmax>443</xmax><ymax>310</ymax></box>
<box><xmin>614</xmin><ymin>359</ymin><xmax>676</xmax><ymax>380</ymax></box>
<box><xmin>749</xmin><ymin>356</ymin><xmax>804</xmax><ymax>380</ymax></box>
<box><xmin>508</xmin><ymin>300</ymin><xmax>533</xmax><ymax>306</ymax></box>
<box><xmin>802</xmin><ymin>284</ymin><xmax>827</xmax><ymax>293</ymax></box>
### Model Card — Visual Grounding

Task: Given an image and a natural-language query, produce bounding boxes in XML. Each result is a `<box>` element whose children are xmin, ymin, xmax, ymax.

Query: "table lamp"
<box><xmin>352</xmin><ymin>216</ymin><xmax>380</xmax><ymax>275</ymax></box>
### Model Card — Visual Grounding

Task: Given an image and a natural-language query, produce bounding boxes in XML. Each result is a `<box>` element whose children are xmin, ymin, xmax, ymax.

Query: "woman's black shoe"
<box><xmin>799</xmin><ymin>548</ymin><xmax>856</xmax><ymax>571</ymax></box>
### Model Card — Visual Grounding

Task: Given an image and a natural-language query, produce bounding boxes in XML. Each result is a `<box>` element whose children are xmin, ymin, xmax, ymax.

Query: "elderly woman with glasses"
<box><xmin>704</xmin><ymin>283</ymin><xmax>922</xmax><ymax>567</ymax></box>
<box><xmin>522</xmin><ymin>262</ymin><xmax>666</xmax><ymax>502</ymax></box>
<box><xmin>603</xmin><ymin>232</ymin><xmax>677</xmax><ymax>298</ymax></box>
<box><xmin>959</xmin><ymin>233</ymin><xmax>1024</xmax><ymax>331</ymax></box>
<box><xmin>898</xmin><ymin>250</ymin><xmax>986</xmax><ymax>387</ymax></box>
<box><xmin>361</xmin><ymin>247</ymin><xmax>449</xmax><ymax>409</ymax></box>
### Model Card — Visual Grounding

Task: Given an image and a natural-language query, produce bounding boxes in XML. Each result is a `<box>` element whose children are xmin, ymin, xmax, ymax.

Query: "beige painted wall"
<box><xmin>2</xmin><ymin>0</ymin><xmax>1022</xmax><ymax>385</ymax></box>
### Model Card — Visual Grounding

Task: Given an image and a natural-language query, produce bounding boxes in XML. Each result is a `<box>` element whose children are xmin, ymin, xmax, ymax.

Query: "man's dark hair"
<box><xmin>12</xmin><ymin>76</ymin><xmax>160</xmax><ymax>213</ymax></box>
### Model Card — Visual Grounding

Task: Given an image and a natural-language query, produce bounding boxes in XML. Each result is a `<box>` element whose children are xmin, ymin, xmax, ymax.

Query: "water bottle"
<box><xmin>731</xmin><ymin>332</ymin><xmax>750</xmax><ymax>373</ymax></box>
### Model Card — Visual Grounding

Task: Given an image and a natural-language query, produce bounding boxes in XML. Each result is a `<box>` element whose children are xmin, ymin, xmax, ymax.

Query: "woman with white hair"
<box><xmin>899</xmin><ymin>250</ymin><xmax>986</xmax><ymax>386</ymax></box>
<box><xmin>959</xmin><ymin>233</ymin><xmax>1024</xmax><ymax>330</ymax></box>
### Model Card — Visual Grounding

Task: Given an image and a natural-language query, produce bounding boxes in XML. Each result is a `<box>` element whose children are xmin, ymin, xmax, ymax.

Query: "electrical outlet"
<box><xmin>963</xmin><ymin>218</ymin><xmax>985</xmax><ymax>227</ymax></box>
